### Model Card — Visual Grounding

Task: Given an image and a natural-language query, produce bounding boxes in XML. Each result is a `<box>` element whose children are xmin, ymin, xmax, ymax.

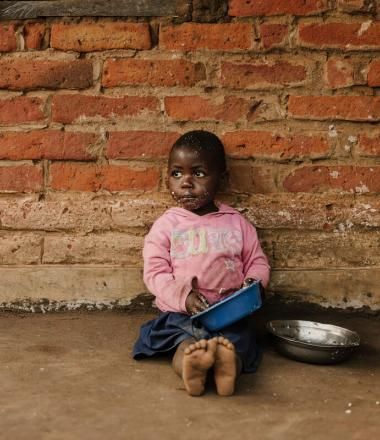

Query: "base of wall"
<box><xmin>0</xmin><ymin>266</ymin><xmax>379</xmax><ymax>312</ymax></box>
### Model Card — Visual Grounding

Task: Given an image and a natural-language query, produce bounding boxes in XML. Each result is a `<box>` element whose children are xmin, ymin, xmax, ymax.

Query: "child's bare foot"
<box><xmin>182</xmin><ymin>338</ymin><xmax>217</xmax><ymax>396</ymax></box>
<box><xmin>213</xmin><ymin>336</ymin><xmax>237</xmax><ymax>396</ymax></box>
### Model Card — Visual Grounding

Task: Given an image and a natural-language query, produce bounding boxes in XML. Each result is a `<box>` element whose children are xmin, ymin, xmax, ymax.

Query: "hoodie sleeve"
<box><xmin>240</xmin><ymin>217</ymin><xmax>271</xmax><ymax>288</ymax></box>
<box><xmin>143</xmin><ymin>217</ymin><xmax>192</xmax><ymax>313</ymax></box>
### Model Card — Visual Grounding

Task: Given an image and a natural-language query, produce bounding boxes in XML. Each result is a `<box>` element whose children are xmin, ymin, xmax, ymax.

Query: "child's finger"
<box><xmin>198</xmin><ymin>294</ymin><xmax>209</xmax><ymax>308</ymax></box>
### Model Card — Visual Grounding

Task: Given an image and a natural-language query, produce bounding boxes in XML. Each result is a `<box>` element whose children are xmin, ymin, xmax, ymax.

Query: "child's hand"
<box><xmin>185</xmin><ymin>291</ymin><xmax>209</xmax><ymax>315</ymax></box>
<box><xmin>242</xmin><ymin>278</ymin><xmax>256</xmax><ymax>288</ymax></box>
<box><xmin>186</xmin><ymin>277</ymin><xmax>209</xmax><ymax>315</ymax></box>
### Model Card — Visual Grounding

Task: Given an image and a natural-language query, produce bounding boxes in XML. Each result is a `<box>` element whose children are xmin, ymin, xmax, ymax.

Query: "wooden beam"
<box><xmin>0</xmin><ymin>0</ymin><xmax>190</xmax><ymax>19</ymax></box>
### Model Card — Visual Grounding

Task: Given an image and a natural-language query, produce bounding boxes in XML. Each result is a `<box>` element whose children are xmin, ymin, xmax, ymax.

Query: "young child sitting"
<box><xmin>133</xmin><ymin>130</ymin><xmax>270</xmax><ymax>396</ymax></box>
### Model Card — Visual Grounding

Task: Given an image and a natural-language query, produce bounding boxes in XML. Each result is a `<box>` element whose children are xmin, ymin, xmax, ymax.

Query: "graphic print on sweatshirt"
<box><xmin>170</xmin><ymin>227</ymin><xmax>243</xmax><ymax>260</ymax></box>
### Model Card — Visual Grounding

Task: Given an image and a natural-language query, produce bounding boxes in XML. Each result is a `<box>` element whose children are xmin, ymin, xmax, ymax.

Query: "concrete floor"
<box><xmin>0</xmin><ymin>307</ymin><xmax>379</xmax><ymax>440</ymax></box>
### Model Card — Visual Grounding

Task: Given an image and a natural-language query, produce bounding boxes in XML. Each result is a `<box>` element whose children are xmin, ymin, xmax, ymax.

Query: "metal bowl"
<box><xmin>267</xmin><ymin>320</ymin><xmax>360</xmax><ymax>364</ymax></box>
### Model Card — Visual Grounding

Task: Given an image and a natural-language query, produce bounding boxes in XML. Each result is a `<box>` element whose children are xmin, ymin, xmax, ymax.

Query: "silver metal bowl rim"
<box><xmin>266</xmin><ymin>319</ymin><xmax>360</xmax><ymax>349</ymax></box>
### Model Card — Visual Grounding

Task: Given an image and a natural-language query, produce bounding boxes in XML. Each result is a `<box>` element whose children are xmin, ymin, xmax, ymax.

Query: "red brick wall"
<box><xmin>0</xmin><ymin>0</ymin><xmax>379</xmax><ymax>310</ymax></box>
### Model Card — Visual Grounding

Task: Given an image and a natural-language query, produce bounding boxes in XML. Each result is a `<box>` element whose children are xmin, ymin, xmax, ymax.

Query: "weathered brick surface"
<box><xmin>270</xmin><ymin>268</ymin><xmax>380</xmax><ymax>309</ymax></box>
<box><xmin>337</xmin><ymin>0</ymin><xmax>371</xmax><ymax>13</ymax></box>
<box><xmin>270</xmin><ymin>230</ymin><xmax>380</xmax><ymax>268</ymax></box>
<box><xmin>43</xmin><ymin>233</ymin><xmax>143</xmax><ymax>264</ymax></box>
<box><xmin>236</xmin><ymin>193</ymin><xmax>380</xmax><ymax>230</ymax></box>
<box><xmin>299</xmin><ymin>21</ymin><xmax>380</xmax><ymax>50</ymax></box>
<box><xmin>0</xmin><ymin>165</ymin><xmax>43</xmax><ymax>192</ymax></box>
<box><xmin>229</xmin><ymin>0</ymin><xmax>330</xmax><ymax>16</ymax></box>
<box><xmin>165</xmin><ymin>96</ymin><xmax>252</xmax><ymax>122</ymax></box>
<box><xmin>0</xmin><ymin>266</ymin><xmax>145</xmax><ymax>305</ymax></box>
<box><xmin>0</xmin><ymin>232</ymin><xmax>41</xmax><ymax>264</ymax></box>
<box><xmin>0</xmin><ymin>11</ymin><xmax>379</xmax><ymax>309</ymax></box>
<box><xmin>228</xmin><ymin>163</ymin><xmax>278</xmax><ymax>194</ymax></box>
<box><xmin>0</xmin><ymin>195</ymin><xmax>170</xmax><ymax>232</ymax></box>
<box><xmin>259</xmin><ymin>23</ymin><xmax>288</xmax><ymax>49</ymax></box>
<box><xmin>0</xmin><ymin>59</ymin><xmax>93</xmax><ymax>90</ymax></box>
<box><xmin>223</xmin><ymin>131</ymin><xmax>329</xmax><ymax>160</ymax></box>
<box><xmin>51</xmin><ymin>22</ymin><xmax>151</xmax><ymax>52</ymax></box>
<box><xmin>0</xmin><ymin>24</ymin><xmax>17</xmax><ymax>52</ymax></box>
<box><xmin>159</xmin><ymin>23</ymin><xmax>253</xmax><ymax>50</ymax></box>
<box><xmin>288</xmin><ymin>96</ymin><xmax>380</xmax><ymax>121</ymax></box>
<box><xmin>221</xmin><ymin>59</ymin><xmax>308</xmax><ymax>89</ymax></box>
<box><xmin>49</xmin><ymin>163</ymin><xmax>160</xmax><ymax>192</ymax></box>
<box><xmin>368</xmin><ymin>59</ymin><xmax>380</xmax><ymax>86</ymax></box>
<box><xmin>0</xmin><ymin>97</ymin><xmax>45</xmax><ymax>125</ymax></box>
<box><xmin>52</xmin><ymin>94</ymin><xmax>159</xmax><ymax>124</ymax></box>
<box><xmin>283</xmin><ymin>166</ymin><xmax>380</xmax><ymax>193</ymax></box>
<box><xmin>358</xmin><ymin>134</ymin><xmax>380</xmax><ymax>156</ymax></box>
<box><xmin>0</xmin><ymin>131</ymin><xmax>98</xmax><ymax>160</ymax></box>
<box><xmin>324</xmin><ymin>57</ymin><xmax>355</xmax><ymax>88</ymax></box>
<box><xmin>106</xmin><ymin>131</ymin><xmax>179</xmax><ymax>159</ymax></box>
<box><xmin>102</xmin><ymin>59</ymin><xmax>206</xmax><ymax>87</ymax></box>
<box><xmin>24</xmin><ymin>23</ymin><xmax>45</xmax><ymax>50</ymax></box>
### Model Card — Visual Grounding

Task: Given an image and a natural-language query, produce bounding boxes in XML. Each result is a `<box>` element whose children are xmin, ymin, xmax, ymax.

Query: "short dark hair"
<box><xmin>170</xmin><ymin>130</ymin><xmax>226</xmax><ymax>172</ymax></box>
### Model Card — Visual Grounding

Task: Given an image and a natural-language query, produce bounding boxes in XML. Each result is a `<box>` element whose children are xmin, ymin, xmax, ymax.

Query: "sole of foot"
<box><xmin>182</xmin><ymin>338</ymin><xmax>217</xmax><ymax>396</ymax></box>
<box><xmin>213</xmin><ymin>336</ymin><xmax>237</xmax><ymax>397</ymax></box>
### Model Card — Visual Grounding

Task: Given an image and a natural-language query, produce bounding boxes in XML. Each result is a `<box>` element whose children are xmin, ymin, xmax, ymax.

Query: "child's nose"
<box><xmin>181</xmin><ymin>175</ymin><xmax>193</xmax><ymax>188</ymax></box>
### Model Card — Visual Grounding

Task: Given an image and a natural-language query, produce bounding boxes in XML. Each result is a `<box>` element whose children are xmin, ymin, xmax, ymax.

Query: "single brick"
<box><xmin>299</xmin><ymin>21</ymin><xmax>380</xmax><ymax>50</ymax></box>
<box><xmin>0</xmin><ymin>165</ymin><xmax>43</xmax><ymax>192</ymax></box>
<box><xmin>272</xmin><ymin>230</ymin><xmax>380</xmax><ymax>269</ymax></box>
<box><xmin>43</xmin><ymin>232</ymin><xmax>143</xmax><ymax>264</ymax></box>
<box><xmin>326</xmin><ymin>196</ymin><xmax>380</xmax><ymax>229</ymax></box>
<box><xmin>283</xmin><ymin>166</ymin><xmax>380</xmax><ymax>193</ymax></box>
<box><xmin>242</xmin><ymin>193</ymin><xmax>334</xmax><ymax>230</ymax></box>
<box><xmin>259</xmin><ymin>23</ymin><xmax>288</xmax><ymax>49</ymax></box>
<box><xmin>0</xmin><ymin>196</ymin><xmax>112</xmax><ymax>232</ymax></box>
<box><xmin>0</xmin><ymin>24</ymin><xmax>17</xmax><ymax>52</ymax></box>
<box><xmin>337</xmin><ymin>0</ymin><xmax>369</xmax><ymax>13</ymax></box>
<box><xmin>0</xmin><ymin>131</ymin><xmax>98</xmax><ymax>160</ymax></box>
<box><xmin>24</xmin><ymin>23</ymin><xmax>45</xmax><ymax>50</ymax></box>
<box><xmin>229</xmin><ymin>0</ymin><xmax>330</xmax><ymax>16</ymax></box>
<box><xmin>51</xmin><ymin>22</ymin><xmax>151</xmax><ymax>52</ymax></box>
<box><xmin>102</xmin><ymin>59</ymin><xmax>206</xmax><ymax>87</ymax></box>
<box><xmin>52</xmin><ymin>94</ymin><xmax>159</xmax><ymax>124</ymax></box>
<box><xmin>288</xmin><ymin>96</ymin><xmax>380</xmax><ymax>121</ymax></box>
<box><xmin>0</xmin><ymin>96</ymin><xmax>45</xmax><ymax>124</ymax></box>
<box><xmin>221</xmin><ymin>60</ymin><xmax>307</xmax><ymax>89</ymax></box>
<box><xmin>223</xmin><ymin>131</ymin><xmax>329</xmax><ymax>160</ymax></box>
<box><xmin>245</xmin><ymin>193</ymin><xmax>380</xmax><ymax>230</ymax></box>
<box><xmin>0</xmin><ymin>58</ymin><xmax>93</xmax><ymax>90</ymax></box>
<box><xmin>164</xmin><ymin>96</ymin><xmax>251</xmax><ymax>122</ymax></box>
<box><xmin>247</xmin><ymin>96</ymin><xmax>284</xmax><ymax>122</ymax></box>
<box><xmin>0</xmin><ymin>195</ymin><xmax>169</xmax><ymax>232</ymax></box>
<box><xmin>368</xmin><ymin>59</ymin><xmax>380</xmax><ymax>86</ymax></box>
<box><xmin>106</xmin><ymin>131</ymin><xmax>179</xmax><ymax>159</ymax></box>
<box><xmin>49</xmin><ymin>163</ymin><xmax>160</xmax><ymax>192</ymax></box>
<box><xmin>228</xmin><ymin>163</ymin><xmax>278</xmax><ymax>194</ymax></box>
<box><xmin>325</xmin><ymin>57</ymin><xmax>355</xmax><ymax>88</ymax></box>
<box><xmin>0</xmin><ymin>232</ymin><xmax>41</xmax><ymax>264</ymax></box>
<box><xmin>159</xmin><ymin>23</ymin><xmax>252</xmax><ymax>51</ymax></box>
<box><xmin>358</xmin><ymin>134</ymin><xmax>380</xmax><ymax>156</ymax></box>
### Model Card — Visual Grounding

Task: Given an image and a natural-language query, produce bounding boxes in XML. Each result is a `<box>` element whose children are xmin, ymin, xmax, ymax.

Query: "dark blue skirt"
<box><xmin>132</xmin><ymin>312</ymin><xmax>262</xmax><ymax>373</ymax></box>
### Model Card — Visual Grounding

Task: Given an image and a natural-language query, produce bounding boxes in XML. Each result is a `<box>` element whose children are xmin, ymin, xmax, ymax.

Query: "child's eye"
<box><xmin>171</xmin><ymin>170</ymin><xmax>182</xmax><ymax>178</ymax></box>
<box><xmin>194</xmin><ymin>170</ymin><xmax>206</xmax><ymax>177</ymax></box>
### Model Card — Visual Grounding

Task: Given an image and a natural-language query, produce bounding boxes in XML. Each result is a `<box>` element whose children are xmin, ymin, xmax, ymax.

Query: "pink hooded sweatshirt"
<box><xmin>143</xmin><ymin>204</ymin><xmax>270</xmax><ymax>314</ymax></box>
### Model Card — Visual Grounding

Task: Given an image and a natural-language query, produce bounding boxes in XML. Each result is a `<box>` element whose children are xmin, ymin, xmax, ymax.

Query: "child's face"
<box><xmin>167</xmin><ymin>146</ymin><xmax>223</xmax><ymax>214</ymax></box>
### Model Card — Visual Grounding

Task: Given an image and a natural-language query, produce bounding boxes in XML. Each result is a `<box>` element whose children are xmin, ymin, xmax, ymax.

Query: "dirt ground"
<box><xmin>0</xmin><ymin>305</ymin><xmax>379</xmax><ymax>440</ymax></box>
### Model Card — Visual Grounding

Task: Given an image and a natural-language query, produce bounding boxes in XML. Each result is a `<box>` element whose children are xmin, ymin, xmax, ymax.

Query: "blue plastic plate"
<box><xmin>190</xmin><ymin>281</ymin><xmax>262</xmax><ymax>331</ymax></box>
